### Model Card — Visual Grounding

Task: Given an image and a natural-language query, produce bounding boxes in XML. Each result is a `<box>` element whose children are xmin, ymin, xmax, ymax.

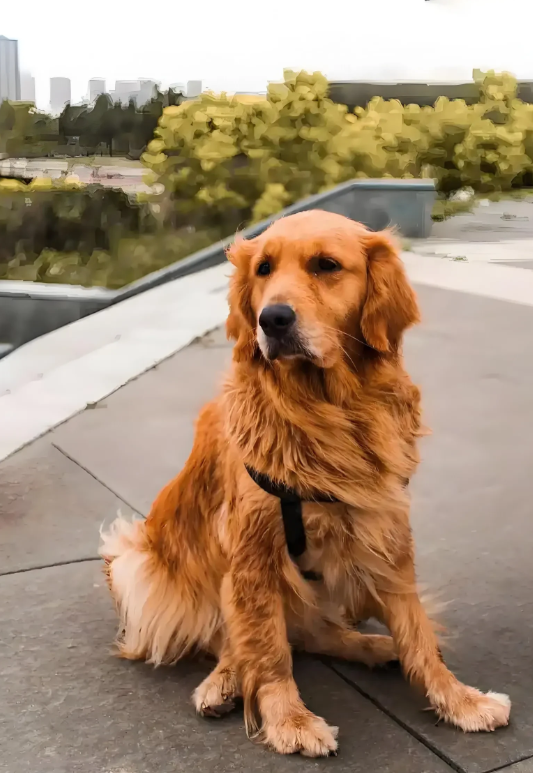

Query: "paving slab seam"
<box><xmin>52</xmin><ymin>441</ymin><xmax>143</xmax><ymax>517</ymax></box>
<box><xmin>484</xmin><ymin>756</ymin><xmax>533</xmax><ymax>773</ymax></box>
<box><xmin>325</xmin><ymin>660</ymin><xmax>465</xmax><ymax>773</ymax></box>
<box><xmin>0</xmin><ymin>555</ymin><xmax>100</xmax><ymax>578</ymax></box>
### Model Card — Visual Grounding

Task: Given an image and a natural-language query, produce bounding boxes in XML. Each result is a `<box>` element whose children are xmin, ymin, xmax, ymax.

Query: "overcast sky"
<box><xmin>2</xmin><ymin>0</ymin><xmax>529</xmax><ymax>108</ymax></box>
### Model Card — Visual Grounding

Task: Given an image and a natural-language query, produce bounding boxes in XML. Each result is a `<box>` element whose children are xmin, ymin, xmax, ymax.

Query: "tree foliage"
<box><xmin>143</xmin><ymin>68</ymin><xmax>533</xmax><ymax>235</ymax></box>
<box><xmin>0</xmin><ymin>88</ymin><xmax>183</xmax><ymax>160</ymax></box>
<box><xmin>3</xmin><ymin>69</ymin><xmax>533</xmax><ymax>289</ymax></box>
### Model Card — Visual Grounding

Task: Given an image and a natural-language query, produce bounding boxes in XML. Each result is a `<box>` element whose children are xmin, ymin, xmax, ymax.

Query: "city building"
<box><xmin>110</xmin><ymin>80</ymin><xmax>140</xmax><ymax>104</ymax></box>
<box><xmin>20</xmin><ymin>71</ymin><xmax>36</xmax><ymax>103</ymax></box>
<box><xmin>88</xmin><ymin>78</ymin><xmax>106</xmax><ymax>103</ymax></box>
<box><xmin>137</xmin><ymin>79</ymin><xmax>159</xmax><ymax>106</ymax></box>
<box><xmin>0</xmin><ymin>35</ymin><xmax>21</xmax><ymax>101</ymax></box>
<box><xmin>169</xmin><ymin>82</ymin><xmax>186</xmax><ymax>95</ymax></box>
<box><xmin>50</xmin><ymin>77</ymin><xmax>71</xmax><ymax>113</ymax></box>
<box><xmin>106</xmin><ymin>79</ymin><xmax>160</xmax><ymax>107</ymax></box>
<box><xmin>186</xmin><ymin>80</ymin><xmax>202</xmax><ymax>98</ymax></box>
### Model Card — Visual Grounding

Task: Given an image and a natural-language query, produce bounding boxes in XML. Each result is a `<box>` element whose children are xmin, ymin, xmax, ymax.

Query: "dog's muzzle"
<box><xmin>258</xmin><ymin>304</ymin><xmax>309</xmax><ymax>361</ymax></box>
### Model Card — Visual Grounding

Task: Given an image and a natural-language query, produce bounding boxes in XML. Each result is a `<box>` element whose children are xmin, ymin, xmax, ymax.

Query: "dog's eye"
<box><xmin>257</xmin><ymin>261</ymin><xmax>271</xmax><ymax>276</ymax></box>
<box><xmin>317</xmin><ymin>257</ymin><xmax>340</xmax><ymax>273</ymax></box>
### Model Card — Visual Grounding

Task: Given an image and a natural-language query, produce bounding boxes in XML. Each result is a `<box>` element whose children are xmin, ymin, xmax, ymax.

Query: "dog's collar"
<box><xmin>245</xmin><ymin>466</ymin><xmax>338</xmax><ymax>580</ymax></box>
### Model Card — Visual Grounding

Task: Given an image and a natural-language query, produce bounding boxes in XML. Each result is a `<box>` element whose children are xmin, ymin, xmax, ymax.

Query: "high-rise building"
<box><xmin>0</xmin><ymin>35</ymin><xmax>21</xmax><ymax>101</ymax></box>
<box><xmin>20</xmin><ymin>71</ymin><xmax>36</xmax><ymax>103</ymax></box>
<box><xmin>137</xmin><ymin>79</ymin><xmax>158</xmax><ymax>106</ymax></box>
<box><xmin>50</xmin><ymin>77</ymin><xmax>71</xmax><ymax>113</ymax></box>
<box><xmin>111</xmin><ymin>80</ymin><xmax>140</xmax><ymax>104</ymax></box>
<box><xmin>169</xmin><ymin>82</ymin><xmax>186</xmax><ymax>95</ymax></box>
<box><xmin>89</xmin><ymin>78</ymin><xmax>106</xmax><ymax>103</ymax></box>
<box><xmin>186</xmin><ymin>80</ymin><xmax>202</xmax><ymax>98</ymax></box>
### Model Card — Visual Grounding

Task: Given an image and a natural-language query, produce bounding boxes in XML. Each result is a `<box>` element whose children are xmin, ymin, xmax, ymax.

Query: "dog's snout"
<box><xmin>259</xmin><ymin>304</ymin><xmax>296</xmax><ymax>339</ymax></box>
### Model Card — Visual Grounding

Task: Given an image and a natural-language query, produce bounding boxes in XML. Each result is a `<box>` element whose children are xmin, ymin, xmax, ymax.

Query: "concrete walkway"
<box><xmin>2</xmin><ymin>206</ymin><xmax>533</xmax><ymax>772</ymax></box>
<box><xmin>412</xmin><ymin>198</ymin><xmax>533</xmax><ymax>269</ymax></box>
<box><xmin>2</xmin><ymin>285</ymin><xmax>533</xmax><ymax>773</ymax></box>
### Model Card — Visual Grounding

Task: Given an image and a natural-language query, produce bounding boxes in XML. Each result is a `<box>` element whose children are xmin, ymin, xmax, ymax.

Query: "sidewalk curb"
<box><xmin>0</xmin><ymin>263</ymin><xmax>230</xmax><ymax>462</ymax></box>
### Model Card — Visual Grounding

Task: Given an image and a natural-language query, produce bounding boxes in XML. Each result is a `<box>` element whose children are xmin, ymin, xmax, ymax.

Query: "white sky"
<box><xmin>2</xmin><ymin>0</ymin><xmax>530</xmax><ymax>109</ymax></box>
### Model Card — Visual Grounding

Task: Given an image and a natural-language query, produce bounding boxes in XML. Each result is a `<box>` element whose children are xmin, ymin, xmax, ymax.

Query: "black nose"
<box><xmin>259</xmin><ymin>304</ymin><xmax>296</xmax><ymax>339</ymax></box>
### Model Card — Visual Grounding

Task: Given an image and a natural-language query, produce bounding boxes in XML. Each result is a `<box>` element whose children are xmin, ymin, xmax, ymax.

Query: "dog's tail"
<box><xmin>99</xmin><ymin>512</ymin><xmax>221</xmax><ymax>666</ymax></box>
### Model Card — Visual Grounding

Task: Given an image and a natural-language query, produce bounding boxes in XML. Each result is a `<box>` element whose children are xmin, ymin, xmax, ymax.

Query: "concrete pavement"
<box><xmin>3</xmin><ymin>200</ymin><xmax>533</xmax><ymax>771</ymax></box>
<box><xmin>2</xmin><ymin>277</ymin><xmax>533</xmax><ymax>772</ymax></box>
<box><xmin>411</xmin><ymin>198</ymin><xmax>533</xmax><ymax>267</ymax></box>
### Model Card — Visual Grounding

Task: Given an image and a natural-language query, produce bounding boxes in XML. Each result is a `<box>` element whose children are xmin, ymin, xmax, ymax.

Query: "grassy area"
<box><xmin>484</xmin><ymin>188</ymin><xmax>533</xmax><ymax>202</ymax></box>
<box><xmin>432</xmin><ymin>196</ymin><xmax>476</xmax><ymax>221</ymax></box>
<box><xmin>1</xmin><ymin>228</ymin><xmax>226</xmax><ymax>289</ymax></box>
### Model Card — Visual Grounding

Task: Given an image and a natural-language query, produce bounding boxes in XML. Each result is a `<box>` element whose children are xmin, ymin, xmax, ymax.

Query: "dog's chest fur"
<box><xmin>224</xmin><ymin>368</ymin><xmax>419</xmax><ymax>509</ymax></box>
<box><xmin>222</xmin><ymin>361</ymin><xmax>419</xmax><ymax>600</ymax></box>
<box><xmin>294</xmin><ymin>499</ymin><xmax>410</xmax><ymax>601</ymax></box>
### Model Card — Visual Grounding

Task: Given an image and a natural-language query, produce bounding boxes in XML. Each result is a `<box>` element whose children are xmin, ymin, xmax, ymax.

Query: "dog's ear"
<box><xmin>226</xmin><ymin>236</ymin><xmax>258</xmax><ymax>362</ymax></box>
<box><xmin>360</xmin><ymin>231</ymin><xmax>420</xmax><ymax>353</ymax></box>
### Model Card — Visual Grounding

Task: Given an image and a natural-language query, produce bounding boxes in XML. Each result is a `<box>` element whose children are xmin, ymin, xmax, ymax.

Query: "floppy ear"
<box><xmin>226</xmin><ymin>236</ymin><xmax>258</xmax><ymax>362</ymax></box>
<box><xmin>360</xmin><ymin>231</ymin><xmax>420</xmax><ymax>353</ymax></box>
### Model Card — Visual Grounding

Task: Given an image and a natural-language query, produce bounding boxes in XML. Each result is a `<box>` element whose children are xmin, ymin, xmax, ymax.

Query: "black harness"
<box><xmin>246</xmin><ymin>466</ymin><xmax>411</xmax><ymax>582</ymax></box>
<box><xmin>245</xmin><ymin>466</ymin><xmax>338</xmax><ymax>580</ymax></box>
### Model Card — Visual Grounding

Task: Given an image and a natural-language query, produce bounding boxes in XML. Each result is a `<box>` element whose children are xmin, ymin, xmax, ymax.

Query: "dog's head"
<box><xmin>226</xmin><ymin>210</ymin><xmax>420</xmax><ymax>367</ymax></box>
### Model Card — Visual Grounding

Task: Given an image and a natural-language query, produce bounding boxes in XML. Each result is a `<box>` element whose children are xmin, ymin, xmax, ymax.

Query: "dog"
<box><xmin>100</xmin><ymin>210</ymin><xmax>510</xmax><ymax>757</ymax></box>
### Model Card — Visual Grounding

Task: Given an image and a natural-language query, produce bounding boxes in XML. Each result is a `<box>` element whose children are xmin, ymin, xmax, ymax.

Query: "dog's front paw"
<box><xmin>193</xmin><ymin>667</ymin><xmax>238</xmax><ymax>718</ymax></box>
<box><xmin>263</xmin><ymin>711</ymin><xmax>338</xmax><ymax>757</ymax></box>
<box><xmin>434</xmin><ymin>686</ymin><xmax>511</xmax><ymax>732</ymax></box>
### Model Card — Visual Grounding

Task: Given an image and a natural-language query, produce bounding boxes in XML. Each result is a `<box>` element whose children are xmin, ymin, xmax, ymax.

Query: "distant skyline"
<box><xmin>49</xmin><ymin>76</ymin><xmax>71</xmax><ymax>112</ymax></box>
<box><xmin>2</xmin><ymin>0</ymin><xmax>531</xmax><ymax>110</ymax></box>
<box><xmin>14</xmin><ymin>74</ymin><xmax>197</xmax><ymax>114</ymax></box>
<box><xmin>0</xmin><ymin>35</ymin><xmax>20</xmax><ymax>101</ymax></box>
<box><xmin>20</xmin><ymin>71</ymin><xmax>36</xmax><ymax>102</ymax></box>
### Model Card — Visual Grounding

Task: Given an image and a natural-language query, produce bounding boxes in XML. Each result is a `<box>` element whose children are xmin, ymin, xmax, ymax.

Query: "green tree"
<box><xmin>0</xmin><ymin>100</ymin><xmax>16</xmax><ymax>155</ymax></box>
<box><xmin>142</xmin><ymin>71</ymin><xmax>354</xmax><ymax>227</ymax></box>
<box><xmin>0</xmin><ymin>101</ymin><xmax>57</xmax><ymax>157</ymax></box>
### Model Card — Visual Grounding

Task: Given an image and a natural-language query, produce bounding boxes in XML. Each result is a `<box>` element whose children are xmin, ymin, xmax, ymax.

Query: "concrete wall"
<box><xmin>329</xmin><ymin>80</ymin><xmax>533</xmax><ymax>109</ymax></box>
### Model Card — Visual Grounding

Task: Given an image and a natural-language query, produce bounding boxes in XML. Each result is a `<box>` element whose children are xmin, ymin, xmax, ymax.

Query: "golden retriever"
<box><xmin>100</xmin><ymin>210</ymin><xmax>510</xmax><ymax>757</ymax></box>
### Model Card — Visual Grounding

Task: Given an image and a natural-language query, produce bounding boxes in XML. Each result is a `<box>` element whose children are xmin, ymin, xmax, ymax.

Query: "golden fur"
<box><xmin>100</xmin><ymin>210</ymin><xmax>510</xmax><ymax>756</ymax></box>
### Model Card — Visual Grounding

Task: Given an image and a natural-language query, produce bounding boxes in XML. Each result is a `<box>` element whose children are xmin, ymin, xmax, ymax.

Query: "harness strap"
<box><xmin>245</xmin><ymin>465</ymin><xmax>337</xmax><ymax>569</ymax></box>
<box><xmin>245</xmin><ymin>466</ymin><xmax>411</xmax><ymax>578</ymax></box>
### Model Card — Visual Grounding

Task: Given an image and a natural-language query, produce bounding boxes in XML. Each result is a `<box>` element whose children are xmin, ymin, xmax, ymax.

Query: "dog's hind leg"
<box><xmin>193</xmin><ymin>638</ymin><xmax>240</xmax><ymax>717</ymax></box>
<box><xmin>299</xmin><ymin>617</ymin><xmax>398</xmax><ymax>668</ymax></box>
<box><xmin>100</xmin><ymin>513</ymin><xmax>221</xmax><ymax>665</ymax></box>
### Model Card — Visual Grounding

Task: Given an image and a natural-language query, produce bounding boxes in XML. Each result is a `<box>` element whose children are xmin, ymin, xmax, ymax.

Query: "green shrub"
<box><xmin>1</xmin><ymin>229</ymin><xmax>223</xmax><ymax>288</ymax></box>
<box><xmin>143</xmin><ymin>68</ymin><xmax>533</xmax><ymax>222</ymax></box>
<box><xmin>0</xmin><ymin>182</ymin><xmax>156</xmax><ymax>265</ymax></box>
<box><xmin>0</xmin><ymin>178</ymin><xmax>228</xmax><ymax>288</ymax></box>
<box><xmin>4</xmin><ymin>68</ymin><xmax>533</xmax><ymax>289</ymax></box>
<box><xmin>142</xmin><ymin>70</ymin><xmax>356</xmax><ymax>228</ymax></box>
